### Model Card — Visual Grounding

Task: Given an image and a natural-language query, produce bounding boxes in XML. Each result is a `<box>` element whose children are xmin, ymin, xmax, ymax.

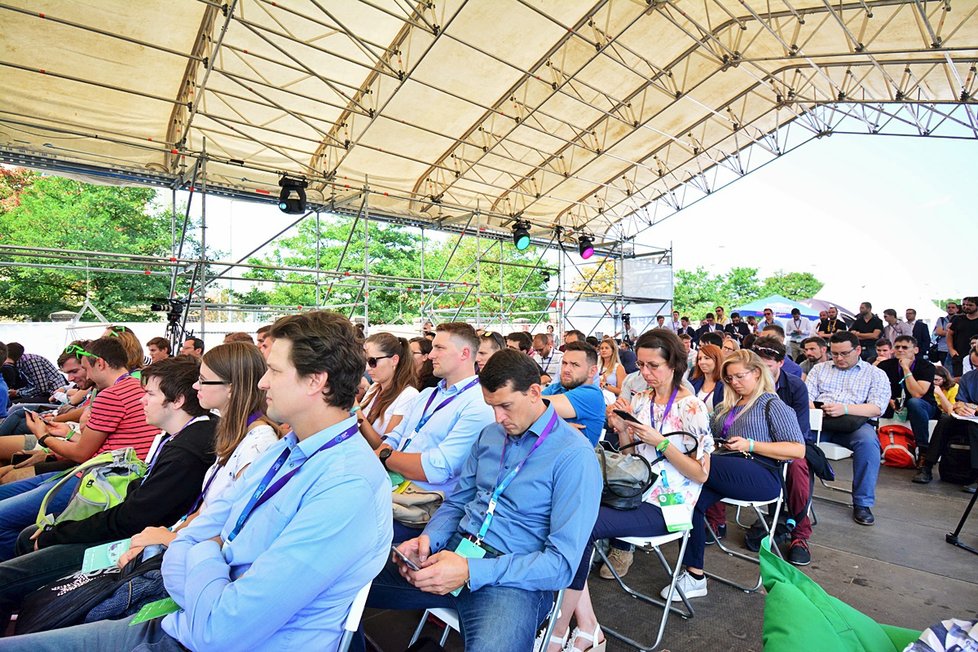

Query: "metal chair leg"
<box><xmin>704</xmin><ymin>498</ymin><xmax>783</xmax><ymax>593</ymax></box>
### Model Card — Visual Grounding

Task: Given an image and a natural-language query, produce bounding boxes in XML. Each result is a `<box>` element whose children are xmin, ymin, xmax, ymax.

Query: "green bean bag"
<box><xmin>760</xmin><ymin>539</ymin><xmax>921</xmax><ymax>651</ymax></box>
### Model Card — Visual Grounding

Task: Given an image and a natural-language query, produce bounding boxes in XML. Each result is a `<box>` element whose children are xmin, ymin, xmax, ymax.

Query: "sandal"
<box><xmin>535</xmin><ymin>626</ymin><xmax>568</xmax><ymax>652</ymax></box>
<box><xmin>567</xmin><ymin>624</ymin><xmax>606</xmax><ymax>652</ymax></box>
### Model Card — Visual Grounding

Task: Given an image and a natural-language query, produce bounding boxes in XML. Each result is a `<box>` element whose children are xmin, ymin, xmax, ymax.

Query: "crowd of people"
<box><xmin>0</xmin><ymin>296</ymin><xmax>971</xmax><ymax>651</ymax></box>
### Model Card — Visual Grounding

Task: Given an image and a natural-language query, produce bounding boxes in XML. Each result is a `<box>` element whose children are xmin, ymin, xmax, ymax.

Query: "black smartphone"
<box><xmin>813</xmin><ymin>401</ymin><xmax>825</xmax><ymax>409</ymax></box>
<box><xmin>390</xmin><ymin>545</ymin><xmax>421</xmax><ymax>571</ymax></box>
<box><xmin>713</xmin><ymin>437</ymin><xmax>730</xmax><ymax>447</ymax></box>
<box><xmin>10</xmin><ymin>453</ymin><xmax>32</xmax><ymax>465</ymax></box>
<box><xmin>612</xmin><ymin>409</ymin><xmax>642</xmax><ymax>424</ymax></box>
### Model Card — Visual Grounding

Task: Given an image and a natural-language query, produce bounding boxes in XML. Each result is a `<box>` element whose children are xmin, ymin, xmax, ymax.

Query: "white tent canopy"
<box><xmin>815</xmin><ymin>281</ymin><xmax>945</xmax><ymax>326</ymax></box>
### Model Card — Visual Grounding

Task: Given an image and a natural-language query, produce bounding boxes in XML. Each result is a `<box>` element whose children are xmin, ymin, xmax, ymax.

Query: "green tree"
<box><xmin>761</xmin><ymin>271</ymin><xmax>823</xmax><ymax>300</ymax></box>
<box><xmin>718</xmin><ymin>267</ymin><xmax>762</xmax><ymax>306</ymax></box>
<box><xmin>673</xmin><ymin>267</ymin><xmax>717</xmax><ymax>319</ymax></box>
<box><xmin>0</xmin><ymin>168</ymin><xmax>173</xmax><ymax>321</ymax></box>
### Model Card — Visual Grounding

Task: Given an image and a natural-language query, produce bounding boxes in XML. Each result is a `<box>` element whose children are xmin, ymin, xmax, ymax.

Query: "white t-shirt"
<box><xmin>362</xmin><ymin>385</ymin><xmax>420</xmax><ymax>434</ymax></box>
<box><xmin>200</xmin><ymin>423</ymin><xmax>279</xmax><ymax>510</ymax></box>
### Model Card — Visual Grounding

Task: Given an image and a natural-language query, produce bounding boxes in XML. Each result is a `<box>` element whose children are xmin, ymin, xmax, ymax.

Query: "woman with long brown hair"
<box><xmin>409</xmin><ymin>336</ymin><xmax>439</xmax><ymax>389</ymax></box>
<box><xmin>358</xmin><ymin>333</ymin><xmax>419</xmax><ymax>449</ymax></box>
<box><xmin>689</xmin><ymin>343</ymin><xmax>725</xmax><ymax>409</ymax></box>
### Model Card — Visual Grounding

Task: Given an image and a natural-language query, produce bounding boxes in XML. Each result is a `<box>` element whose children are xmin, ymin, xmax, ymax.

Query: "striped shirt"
<box><xmin>86</xmin><ymin>376</ymin><xmax>160</xmax><ymax>459</ymax></box>
<box><xmin>15</xmin><ymin>353</ymin><xmax>65</xmax><ymax>397</ymax></box>
<box><xmin>804</xmin><ymin>359</ymin><xmax>890</xmax><ymax>414</ymax></box>
<box><xmin>711</xmin><ymin>393</ymin><xmax>804</xmax><ymax>445</ymax></box>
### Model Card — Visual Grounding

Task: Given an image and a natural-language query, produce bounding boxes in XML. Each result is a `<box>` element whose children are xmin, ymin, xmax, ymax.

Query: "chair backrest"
<box><xmin>337</xmin><ymin>581</ymin><xmax>372</xmax><ymax>652</ymax></box>
<box><xmin>810</xmin><ymin>408</ymin><xmax>824</xmax><ymax>442</ymax></box>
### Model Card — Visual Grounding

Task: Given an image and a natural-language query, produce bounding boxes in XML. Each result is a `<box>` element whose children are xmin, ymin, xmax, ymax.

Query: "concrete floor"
<box><xmin>363</xmin><ymin>460</ymin><xmax>978</xmax><ymax>651</ymax></box>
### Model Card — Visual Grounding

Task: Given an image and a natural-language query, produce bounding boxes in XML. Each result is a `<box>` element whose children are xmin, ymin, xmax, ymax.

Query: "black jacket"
<box><xmin>37</xmin><ymin>417</ymin><xmax>217</xmax><ymax>548</ymax></box>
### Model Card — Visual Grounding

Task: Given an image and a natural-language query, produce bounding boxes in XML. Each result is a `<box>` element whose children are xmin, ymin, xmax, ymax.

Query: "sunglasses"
<box><xmin>752</xmin><ymin>345</ymin><xmax>783</xmax><ymax>359</ymax></box>
<box><xmin>64</xmin><ymin>344</ymin><xmax>97</xmax><ymax>358</ymax></box>
<box><xmin>366</xmin><ymin>355</ymin><xmax>394</xmax><ymax>368</ymax></box>
<box><xmin>106</xmin><ymin>326</ymin><xmax>127</xmax><ymax>337</ymax></box>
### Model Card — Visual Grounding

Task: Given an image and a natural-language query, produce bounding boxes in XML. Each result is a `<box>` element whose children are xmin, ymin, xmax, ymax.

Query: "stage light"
<box><xmin>578</xmin><ymin>234</ymin><xmax>595</xmax><ymax>259</ymax></box>
<box><xmin>512</xmin><ymin>221</ymin><xmax>531</xmax><ymax>251</ymax></box>
<box><xmin>278</xmin><ymin>176</ymin><xmax>308</xmax><ymax>214</ymax></box>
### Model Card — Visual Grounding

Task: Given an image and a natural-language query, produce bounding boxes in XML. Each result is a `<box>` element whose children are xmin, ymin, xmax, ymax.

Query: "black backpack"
<box><xmin>938</xmin><ymin>420</ymin><xmax>978</xmax><ymax>485</ymax></box>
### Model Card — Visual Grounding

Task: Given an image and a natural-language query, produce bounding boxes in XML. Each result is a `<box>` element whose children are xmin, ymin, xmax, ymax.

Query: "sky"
<box><xmin>167</xmin><ymin>131</ymin><xmax>975</xmax><ymax>315</ymax></box>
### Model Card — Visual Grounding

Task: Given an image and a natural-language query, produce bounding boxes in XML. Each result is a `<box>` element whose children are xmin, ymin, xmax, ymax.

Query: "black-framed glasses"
<box><xmin>197</xmin><ymin>376</ymin><xmax>229</xmax><ymax>386</ymax></box>
<box><xmin>64</xmin><ymin>344</ymin><xmax>96</xmax><ymax>358</ymax></box>
<box><xmin>830</xmin><ymin>348</ymin><xmax>857</xmax><ymax>358</ymax></box>
<box><xmin>366</xmin><ymin>355</ymin><xmax>394</xmax><ymax>368</ymax></box>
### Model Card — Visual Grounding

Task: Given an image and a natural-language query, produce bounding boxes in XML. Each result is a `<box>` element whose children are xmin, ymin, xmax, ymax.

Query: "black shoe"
<box><xmin>853</xmin><ymin>506</ymin><xmax>875</xmax><ymax>526</ymax></box>
<box><xmin>787</xmin><ymin>539</ymin><xmax>812</xmax><ymax>566</ymax></box>
<box><xmin>912</xmin><ymin>466</ymin><xmax>933</xmax><ymax>484</ymax></box>
<box><xmin>705</xmin><ymin>523</ymin><xmax>726</xmax><ymax>545</ymax></box>
<box><xmin>963</xmin><ymin>483</ymin><xmax>978</xmax><ymax>494</ymax></box>
<box><xmin>744</xmin><ymin>522</ymin><xmax>766</xmax><ymax>553</ymax></box>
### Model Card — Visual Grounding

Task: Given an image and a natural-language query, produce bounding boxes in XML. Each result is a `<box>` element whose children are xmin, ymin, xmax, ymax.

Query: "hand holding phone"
<box><xmin>813</xmin><ymin>401</ymin><xmax>824</xmax><ymax>410</ymax></box>
<box><xmin>612</xmin><ymin>409</ymin><xmax>642</xmax><ymax>424</ymax></box>
<box><xmin>391</xmin><ymin>545</ymin><xmax>421</xmax><ymax>571</ymax></box>
<box><xmin>713</xmin><ymin>436</ymin><xmax>730</xmax><ymax>447</ymax></box>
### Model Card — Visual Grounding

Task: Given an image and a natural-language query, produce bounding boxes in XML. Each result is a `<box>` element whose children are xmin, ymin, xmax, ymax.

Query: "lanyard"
<box><xmin>649</xmin><ymin>388</ymin><xmax>679</xmax><ymax>431</ymax></box>
<box><xmin>186</xmin><ymin>465</ymin><xmax>220</xmax><ymax>518</ymax></box>
<box><xmin>146</xmin><ymin>415</ymin><xmax>209</xmax><ymax>475</ymax></box>
<box><xmin>476</xmin><ymin>411</ymin><xmax>558</xmax><ymax>543</ymax></box>
<box><xmin>721</xmin><ymin>406</ymin><xmax>742</xmax><ymax>438</ymax></box>
<box><xmin>898</xmin><ymin>361</ymin><xmax>916</xmax><ymax>387</ymax></box>
<box><xmin>413</xmin><ymin>378</ymin><xmax>480</xmax><ymax>434</ymax></box>
<box><xmin>225</xmin><ymin>423</ymin><xmax>358</xmax><ymax>544</ymax></box>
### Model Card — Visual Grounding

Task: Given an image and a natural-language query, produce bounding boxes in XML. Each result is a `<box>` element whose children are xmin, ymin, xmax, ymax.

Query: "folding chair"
<box><xmin>337</xmin><ymin>581</ymin><xmax>372</xmax><ymax>652</ymax></box>
<box><xmin>593</xmin><ymin>531</ymin><xmax>693</xmax><ymax>651</ymax></box>
<box><xmin>408</xmin><ymin>589</ymin><xmax>566</xmax><ymax>651</ymax></box>
<box><xmin>811</xmin><ymin>408</ymin><xmax>855</xmax><ymax>504</ymax></box>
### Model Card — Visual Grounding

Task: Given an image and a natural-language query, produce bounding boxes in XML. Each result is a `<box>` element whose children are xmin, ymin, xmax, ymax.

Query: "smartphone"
<box><xmin>10</xmin><ymin>453</ymin><xmax>32</xmax><ymax>465</ymax></box>
<box><xmin>813</xmin><ymin>401</ymin><xmax>825</xmax><ymax>409</ymax></box>
<box><xmin>713</xmin><ymin>437</ymin><xmax>730</xmax><ymax>447</ymax></box>
<box><xmin>612</xmin><ymin>409</ymin><xmax>642</xmax><ymax>424</ymax></box>
<box><xmin>390</xmin><ymin>545</ymin><xmax>421</xmax><ymax>571</ymax></box>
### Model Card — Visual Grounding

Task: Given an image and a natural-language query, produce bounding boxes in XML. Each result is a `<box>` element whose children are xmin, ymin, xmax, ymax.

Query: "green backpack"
<box><xmin>36</xmin><ymin>448</ymin><xmax>147</xmax><ymax>529</ymax></box>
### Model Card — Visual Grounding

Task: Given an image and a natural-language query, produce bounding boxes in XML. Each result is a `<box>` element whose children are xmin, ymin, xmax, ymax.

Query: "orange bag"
<box><xmin>878</xmin><ymin>424</ymin><xmax>916</xmax><ymax>469</ymax></box>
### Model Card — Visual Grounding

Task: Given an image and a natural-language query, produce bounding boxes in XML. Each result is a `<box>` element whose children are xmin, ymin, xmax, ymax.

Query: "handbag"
<box><xmin>391</xmin><ymin>484</ymin><xmax>445</xmax><ymax>527</ymax></box>
<box><xmin>595</xmin><ymin>442</ymin><xmax>657</xmax><ymax>511</ymax></box>
<box><xmin>821</xmin><ymin>414</ymin><xmax>870</xmax><ymax>433</ymax></box>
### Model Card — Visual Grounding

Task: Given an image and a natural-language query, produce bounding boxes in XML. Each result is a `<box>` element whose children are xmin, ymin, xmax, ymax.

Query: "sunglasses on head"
<box><xmin>64</xmin><ymin>344</ymin><xmax>97</xmax><ymax>358</ymax></box>
<box><xmin>366</xmin><ymin>355</ymin><xmax>393</xmax><ymax>368</ymax></box>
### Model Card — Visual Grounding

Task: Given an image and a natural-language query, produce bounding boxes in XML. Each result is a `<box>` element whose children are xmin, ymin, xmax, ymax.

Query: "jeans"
<box><xmin>358</xmin><ymin>539</ymin><xmax>553</xmax><ymax>652</ymax></box>
<box><xmin>683</xmin><ymin>455</ymin><xmax>782</xmax><ymax>570</ymax></box>
<box><xmin>0</xmin><ymin>614</ymin><xmax>184</xmax><ymax>651</ymax></box>
<box><xmin>906</xmin><ymin>398</ymin><xmax>938</xmax><ymax>449</ymax></box>
<box><xmin>0</xmin><ymin>526</ymin><xmax>89</xmax><ymax>628</ymax></box>
<box><xmin>392</xmin><ymin>520</ymin><xmax>424</xmax><ymax>545</ymax></box>
<box><xmin>0</xmin><ymin>472</ymin><xmax>78</xmax><ymax>561</ymax></box>
<box><xmin>822</xmin><ymin>423</ymin><xmax>881</xmax><ymax>508</ymax></box>
<box><xmin>570</xmin><ymin>503</ymin><xmax>668</xmax><ymax>590</ymax></box>
<box><xmin>0</xmin><ymin>404</ymin><xmax>55</xmax><ymax>436</ymax></box>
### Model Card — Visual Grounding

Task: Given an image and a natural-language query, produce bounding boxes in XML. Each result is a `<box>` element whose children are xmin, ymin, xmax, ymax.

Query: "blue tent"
<box><xmin>733</xmin><ymin>295</ymin><xmax>820</xmax><ymax>320</ymax></box>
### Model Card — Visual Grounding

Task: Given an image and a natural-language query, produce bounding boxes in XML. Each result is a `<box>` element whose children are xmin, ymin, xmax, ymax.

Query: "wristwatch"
<box><xmin>378</xmin><ymin>447</ymin><xmax>393</xmax><ymax>470</ymax></box>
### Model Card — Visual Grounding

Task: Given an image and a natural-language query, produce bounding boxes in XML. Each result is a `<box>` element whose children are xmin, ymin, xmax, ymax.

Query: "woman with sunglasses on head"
<box><xmin>675</xmin><ymin>349</ymin><xmax>805</xmax><ymax>601</ymax></box>
<box><xmin>117</xmin><ymin>342</ymin><xmax>281</xmax><ymax>564</ymax></box>
<box><xmin>409</xmin><ymin>337</ymin><xmax>439</xmax><ymax>389</ymax></box>
<box><xmin>546</xmin><ymin>329</ymin><xmax>714</xmax><ymax>652</ymax></box>
<box><xmin>103</xmin><ymin>326</ymin><xmax>147</xmax><ymax>375</ymax></box>
<box><xmin>358</xmin><ymin>333</ymin><xmax>420</xmax><ymax>449</ymax></box>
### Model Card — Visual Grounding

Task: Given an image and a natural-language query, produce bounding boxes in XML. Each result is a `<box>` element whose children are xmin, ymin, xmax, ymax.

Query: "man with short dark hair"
<box><xmin>759</xmin><ymin>324</ymin><xmax>803</xmax><ymax>378</ymax></box>
<box><xmin>799</xmin><ymin>337</ymin><xmax>828</xmax><ymax>379</ymax></box>
<box><xmin>678</xmin><ymin>316</ymin><xmax>695</xmax><ymax>342</ymax></box>
<box><xmin>366</xmin><ymin>349</ymin><xmax>601</xmax><ymax>651</ymax></box>
<box><xmin>934</xmin><ymin>302</ymin><xmax>958</xmax><ymax>368</ymax></box>
<box><xmin>618</xmin><ymin>339</ymin><xmax>638</xmax><ymax>374</ymax></box>
<box><xmin>541</xmin><ymin>341</ymin><xmax>606</xmax><ymax>445</ymax></box>
<box><xmin>849</xmin><ymin>302</ymin><xmax>884</xmax><ymax>361</ymax></box>
<box><xmin>882</xmin><ymin>308</ymin><xmax>912</xmax><ymax>345</ymax></box>
<box><xmin>670</xmin><ymin>310</ymin><xmax>682</xmax><ymax>333</ymax></box>
<box><xmin>805</xmin><ymin>332</ymin><xmax>890</xmax><ymax>525</ymax></box>
<box><xmin>5</xmin><ymin>344</ymin><xmax>64</xmax><ymax>405</ymax></box>
<box><xmin>255</xmin><ymin>325</ymin><xmax>273</xmax><ymax>359</ymax></box>
<box><xmin>757</xmin><ymin>308</ymin><xmax>782</xmax><ymax>334</ymax></box>
<box><xmin>695</xmin><ymin>313</ymin><xmax>719</xmax><ymax>343</ymax></box>
<box><xmin>560</xmin><ymin>329</ymin><xmax>586</xmax><ymax>352</ymax></box>
<box><xmin>816</xmin><ymin>306</ymin><xmax>847</xmax><ymax>340</ymax></box>
<box><xmin>505</xmin><ymin>331</ymin><xmax>533</xmax><ymax>354</ymax></box>
<box><xmin>786</xmin><ymin>308</ymin><xmax>812</xmax><ymax>360</ymax></box>
<box><xmin>179</xmin><ymin>337</ymin><xmax>204</xmax><ymax>358</ymax></box>
<box><xmin>532</xmin><ymin>333</ymin><xmax>562</xmax><ymax>384</ymax></box>
<box><xmin>146</xmin><ymin>337</ymin><xmax>171</xmax><ymax>363</ymax></box>
<box><xmin>724</xmin><ymin>312</ymin><xmax>751</xmax><ymax>343</ymax></box>
<box><xmin>947</xmin><ymin>297</ymin><xmax>978</xmax><ymax>377</ymax></box>
<box><xmin>872</xmin><ymin>338</ymin><xmax>893</xmax><ymax>366</ymax></box>
<box><xmin>905</xmin><ymin>309</ymin><xmax>930</xmax><ymax>363</ymax></box>
<box><xmin>878</xmin><ymin>335</ymin><xmax>936</xmax><ymax>457</ymax></box>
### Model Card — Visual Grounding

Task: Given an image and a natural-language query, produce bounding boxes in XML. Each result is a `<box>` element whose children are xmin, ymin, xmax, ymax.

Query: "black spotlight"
<box><xmin>512</xmin><ymin>221</ymin><xmax>531</xmax><ymax>251</ymax></box>
<box><xmin>278</xmin><ymin>176</ymin><xmax>308</xmax><ymax>214</ymax></box>
<box><xmin>578</xmin><ymin>234</ymin><xmax>595</xmax><ymax>259</ymax></box>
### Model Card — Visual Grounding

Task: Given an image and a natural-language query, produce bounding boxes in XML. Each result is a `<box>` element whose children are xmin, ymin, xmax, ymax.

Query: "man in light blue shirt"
<box><xmin>0</xmin><ymin>311</ymin><xmax>393</xmax><ymax>652</ymax></box>
<box><xmin>541</xmin><ymin>341</ymin><xmax>606</xmax><ymax>445</ymax></box>
<box><xmin>378</xmin><ymin>323</ymin><xmax>494</xmax><ymax>541</ymax></box>
<box><xmin>360</xmin><ymin>349</ymin><xmax>601</xmax><ymax>652</ymax></box>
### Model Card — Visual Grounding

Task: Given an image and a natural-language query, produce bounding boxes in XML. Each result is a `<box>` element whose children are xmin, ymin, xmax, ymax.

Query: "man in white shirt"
<box><xmin>786</xmin><ymin>308</ymin><xmax>812</xmax><ymax>360</ymax></box>
<box><xmin>532</xmin><ymin>333</ymin><xmax>563</xmax><ymax>384</ymax></box>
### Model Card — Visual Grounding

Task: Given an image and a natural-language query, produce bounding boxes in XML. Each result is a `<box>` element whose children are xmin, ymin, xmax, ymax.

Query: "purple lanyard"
<box><xmin>188</xmin><ymin>413</ymin><xmax>263</xmax><ymax>516</ymax></box>
<box><xmin>225</xmin><ymin>423</ymin><xmax>358</xmax><ymax>543</ymax></box>
<box><xmin>413</xmin><ymin>378</ymin><xmax>480</xmax><ymax>434</ymax></box>
<box><xmin>146</xmin><ymin>415</ymin><xmax>206</xmax><ymax>475</ymax></box>
<box><xmin>245</xmin><ymin>411</ymin><xmax>263</xmax><ymax>426</ymax></box>
<box><xmin>648</xmin><ymin>388</ymin><xmax>679</xmax><ymax>431</ymax></box>
<box><xmin>721</xmin><ymin>406</ymin><xmax>742</xmax><ymax>438</ymax></box>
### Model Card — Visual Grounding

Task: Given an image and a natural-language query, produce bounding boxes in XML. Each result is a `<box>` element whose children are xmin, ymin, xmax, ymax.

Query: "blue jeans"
<box><xmin>392</xmin><ymin>520</ymin><xmax>424</xmax><ymax>545</ymax></box>
<box><xmin>358</xmin><ymin>539</ymin><xmax>553</xmax><ymax>652</ymax></box>
<box><xmin>0</xmin><ymin>614</ymin><xmax>183</xmax><ymax>651</ymax></box>
<box><xmin>571</xmin><ymin>503</ymin><xmax>668</xmax><ymax>590</ymax></box>
<box><xmin>0</xmin><ymin>472</ymin><xmax>78</xmax><ymax>561</ymax></box>
<box><xmin>822</xmin><ymin>423</ymin><xmax>881</xmax><ymax>508</ymax></box>
<box><xmin>906</xmin><ymin>398</ymin><xmax>937</xmax><ymax>449</ymax></box>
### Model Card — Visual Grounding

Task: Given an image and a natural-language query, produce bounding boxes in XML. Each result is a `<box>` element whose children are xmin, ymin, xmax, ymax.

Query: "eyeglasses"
<box><xmin>830</xmin><ymin>348</ymin><xmax>857</xmax><ymax>358</ymax></box>
<box><xmin>63</xmin><ymin>344</ymin><xmax>96</xmax><ymax>358</ymax></box>
<box><xmin>366</xmin><ymin>355</ymin><xmax>394</xmax><ymax>368</ymax></box>
<box><xmin>197</xmin><ymin>376</ymin><xmax>229</xmax><ymax>386</ymax></box>
<box><xmin>106</xmin><ymin>326</ymin><xmax>127</xmax><ymax>337</ymax></box>
<box><xmin>723</xmin><ymin>370</ymin><xmax>756</xmax><ymax>383</ymax></box>
<box><xmin>892</xmin><ymin>345</ymin><xmax>912</xmax><ymax>350</ymax></box>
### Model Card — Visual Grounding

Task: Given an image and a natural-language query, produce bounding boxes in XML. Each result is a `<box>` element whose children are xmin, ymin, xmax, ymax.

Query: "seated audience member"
<box><xmin>618</xmin><ymin>368</ymin><xmax>647</xmax><ymax>404</ymax></box>
<box><xmin>680</xmin><ymin>333</ymin><xmax>696</xmax><ymax>370</ymax></box>
<box><xmin>714</xmin><ymin>305</ymin><xmax>728</xmax><ymax>326</ymax></box>
<box><xmin>750</xmin><ymin>338</ymin><xmax>813</xmax><ymax>565</ymax></box>
<box><xmin>1</xmin><ymin>311</ymin><xmax>393</xmax><ymax>650</ymax></box>
<box><xmin>805</xmin><ymin>332</ymin><xmax>890</xmax><ymax>525</ymax></box>
<box><xmin>872</xmin><ymin>338</ymin><xmax>893</xmax><ymax>365</ymax></box>
<box><xmin>695</xmin><ymin>313</ymin><xmax>720</xmax><ymax>342</ymax></box>
<box><xmin>878</xmin><ymin>336</ymin><xmax>937</xmax><ymax>455</ymax></box>
<box><xmin>785</xmin><ymin>308</ymin><xmax>812</xmax><ymax>360</ymax></box>
<box><xmin>882</xmin><ymin>308</ymin><xmax>912</xmax><ymax>345</ymax></box>
<box><xmin>724</xmin><ymin>312</ymin><xmax>751</xmax><ymax>343</ymax></box>
<box><xmin>541</xmin><ymin>342</ymin><xmax>606</xmax><ymax>446</ymax></box>
<box><xmin>506</xmin><ymin>331</ymin><xmax>534</xmax><ymax>355</ymax></box>
<box><xmin>799</xmin><ymin>337</ymin><xmax>828</xmax><ymax>378</ymax></box>
<box><xmin>961</xmin><ymin>335</ymin><xmax>978</xmax><ymax>377</ymax></box>
<box><xmin>146</xmin><ymin>337</ymin><xmax>171</xmax><ymax>363</ymax></box>
<box><xmin>476</xmin><ymin>331</ymin><xmax>505</xmax><ymax>374</ymax></box>
<box><xmin>562</xmin><ymin>329</ymin><xmax>586</xmax><ymax>349</ymax></box>
<box><xmin>117</xmin><ymin>342</ymin><xmax>281</xmax><ymax>565</ymax></box>
<box><xmin>849</xmin><ymin>302</ymin><xmax>885</xmax><ymax>362</ymax></box>
<box><xmin>931</xmin><ymin>366</ymin><xmax>958</xmax><ymax>416</ymax></box>
<box><xmin>367</xmin><ymin>349</ymin><xmax>601</xmax><ymax>652</ymax></box>
<box><xmin>759</xmin><ymin>324</ymin><xmax>803</xmax><ymax>378</ymax></box>
<box><xmin>0</xmin><ymin>356</ymin><xmax>218</xmax><ymax>626</ymax></box>
<box><xmin>721</xmin><ymin>336</ymin><xmax>740</xmax><ymax>356</ymax></box>
<box><xmin>105</xmin><ymin>327</ymin><xmax>148</xmax><ymax>374</ymax></box>
<box><xmin>0</xmin><ymin>339</ymin><xmax>160</xmax><ymax>560</ymax></box>
<box><xmin>1</xmin><ymin>346</ymin><xmax>16</xmax><ymax>398</ymax></box>
<box><xmin>618</xmin><ymin>339</ymin><xmax>638</xmax><ymax>374</ymax></box>
<box><xmin>585</xmin><ymin>336</ymin><xmax>600</xmax><ymax>349</ymax></box>
<box><xmin>179</xmin><ymin>337</ymin><xmax>204</xmax><ymax>358</ymax></box>
<box><xmin>689</xmin><ymin>344</ymin><xmax>724</xmax><ymax>410</ymax></box>
<box><xmin>699</xmin><ymin>331</ymin><xmax>724</xmax><ymax>350</ymax></box>
<box><xmin>255</xmin><ymin>324</ymin><xmax>273</xmax><ymax>358</ymax></box>
<box><xmin>905</xmin><ymin>309</ymin><xmax>931</xmax><ymax>363</ymax></box>
<box><xmin>549</xmin><ymin>329</ymin><xmax>713</xmax><ymax>650</ymax></box>
<box><xmin>947</xmin><ymin>297</ymin><xmax>978</xmax><ymax>377</ymax></box>
<box><xmin>678</xmin><ymin>317</ymin><xmax>695</xmax><ymax>343</ymax></box>
<box><xmin>409</xmin><ymin>336</ymin><xmax>440</xmax><ymax>390</ymax></box>
<box><xmin>379</xmin><ymin>324</ymin><xmax>494</xmax><ymax>542</ymax></box>
<box><xmin>598</xmin><ymin>339</ymin><xmax>626</xmax><ymax>397</ymax></box>
<box><xmin>0</xmin><ymin>344</ymin><xmax>7</xmax><ymax>419</ymax></box>
<box><xmin>913</xmin><ymin>368</ymin><xmax>978</xmax><ymax>485</ymax></box>
<box><xmin>532</xmin><ymin>333</ymin><xmax>563</xmax><ymax>383</ymax></box>
<box><xmin>223</xmin><ymin>331</ymin><xmax>254</xmax><ymax>345</ymax></box>
<box><xmin>357</xmin><ymin>334</ymin><xmax>420</xmax><ymax>449</ymax></box>
<box><xmin>4</xmin><ymin>343</ymin><xmax>65</xmax><ymax>405</ymax></box>
<box><xmin>676</xmin><ymin>350</ymin><xmax>804</xmax><ymax>600</ymax></box>
<box><xmin>816</xmin><ymin>306</ymin><xmax>847</xmax><ymax>340</ymax></box>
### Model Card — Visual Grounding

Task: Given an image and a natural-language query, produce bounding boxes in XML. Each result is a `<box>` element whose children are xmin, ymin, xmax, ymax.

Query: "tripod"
<box><xmin>946</xmin><ymin>487</ymin><xmax>978</xmax><ymax>556</ymax></box>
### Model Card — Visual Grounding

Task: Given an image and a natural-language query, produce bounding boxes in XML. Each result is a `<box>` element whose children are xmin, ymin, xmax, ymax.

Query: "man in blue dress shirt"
<box><xmin>0</xmin><ymin>311</ymin><xmax>393</xmax><ymax>651</ymax></box>
<box><xmin>362</xmin><ymin>348</ymin><xmax>602</xmax><ymax>652</ymax></box>
<box><xmin>540</xmin><ymin>341</ymin><xmax>606</xmax><ymax>445</ymax></box>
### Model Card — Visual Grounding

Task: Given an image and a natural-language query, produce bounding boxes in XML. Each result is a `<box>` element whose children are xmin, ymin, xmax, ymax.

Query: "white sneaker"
<box><xmin>660</xmin><ymin>570</ymin><xmax>707</xmax><ymax>601</ymax></box>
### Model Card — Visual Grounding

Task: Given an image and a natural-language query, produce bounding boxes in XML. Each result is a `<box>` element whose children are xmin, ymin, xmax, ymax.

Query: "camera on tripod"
<box><xmin>151</xmin><ymin>298</ymin><xmax>189</xmax><ymax>324</ymax></box>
